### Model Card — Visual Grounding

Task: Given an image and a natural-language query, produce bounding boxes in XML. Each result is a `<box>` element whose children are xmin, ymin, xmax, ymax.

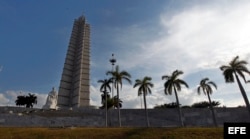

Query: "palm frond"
<box><xmin>197</xmin><ymin>77</ymin><xmax>217</xmax><ymax>96</ymax></box>
<box><xmin>197</xmin><ymin>86</ymin><xmax>202</xmax><ymax>95</ymax></box>
<box><xmin>207</xmin><ymin>81</ymin><xmax>217</xmax><ymax>89</ymax></box>
<box><xmin>223</xmin><ymin>69</ymin><xmax>234</xmax><ymax>83</ymax></box>
<box><xmin>221</xmin><ymin>55</ymin><xmax>250</xmax><ymax>83</ymax></box>
<box><xmin>178</xmin><ymin>79</ymin><xmax>189</xmax><ymax>88</ymax></box>
<box><xmin>134</xmin><ymin>76</ymin><xmax>154</xmax><ymax>96</ymax></box>
<box><xmin>162</xmin><ymin>75</ymin><xmax>170</xmax><ymax>80</ymax></box>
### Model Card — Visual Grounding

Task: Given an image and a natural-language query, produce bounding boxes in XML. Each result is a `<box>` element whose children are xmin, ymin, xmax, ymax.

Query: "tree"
<box><xmin>98</xmin><ymin>78</ymin><xmax>112</xmax><ymax>104</ymax></box>
<box><xmin>15</xmin><ymin>93</ymin><xmax>37</xmax><ymax>108</ymax></box>
<box><xmin>220</xmin><ymin>56</ymin><xmax>250</xmax><ymax>116</ymax></box>
<box><xmin>197</xmin><ymin>78</ymin><xmax>218</xmax><ymax>126</ymax></box>
<box><xmin>191</xmin><ymin>101</ymin><xmax>220</xmax><ymax>108</ymax></box>
<box><xmin>15</xmin><ymin>95</ymin><xmax>26</xmax><ymax>107</ymax></box>
<box><xmin>133</xmin><ymin>76</ymin><xmax>154</xmax><ymax>127</ymax></box>
<box><xmin>154</xmin><ymin>102</ymin><xmax>178</xmax><ymax>109</ymax></box>
<box><xmin>162</xmin><ymin>70</ymin><xmax>189</xmax><ymax>127</ymax></box>
<box><xmin>98</xmin><ymin>78</ymin><xmax>113</xmax><ymax>127</ymax></box>
<box><xmin>99</xmin><ymin>96</ymin><xmax>122</xmax><ymax>127</ymax></box>
<box><xmin>181</xmin><ymin>105</ymin><xmax>191</xmax><ymax>108</ymax></box>
<box><xmin>112</xmin><ymin>96</ymin><xmax>123</xmax><ymax>109</ymax></box>
<box><xmin>106</xmin><ymin>65</ymin><xmax>132</xmax><ymax>127</ymax></box>
<box><xmin>26</xmin><ymin>93</ymin><xmax>37</xmax><ymax>108</ymax></box>
<box><xmin>100</xmin><ymin>96</ymin><xmax>123</xmax><ymax>109</ymax></box>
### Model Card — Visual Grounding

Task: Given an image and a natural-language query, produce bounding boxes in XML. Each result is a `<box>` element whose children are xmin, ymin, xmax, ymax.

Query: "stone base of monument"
<box><xmin>57</xmin><ymin>105</ymin><xmax>99</xmax><ymax>111</ymax></box>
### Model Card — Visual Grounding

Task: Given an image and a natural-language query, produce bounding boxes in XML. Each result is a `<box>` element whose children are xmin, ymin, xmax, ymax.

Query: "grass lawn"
<box><xmin>0</xmin><ymin>127</ymin><xmax>223</xmax><ymax>139</ymax></box>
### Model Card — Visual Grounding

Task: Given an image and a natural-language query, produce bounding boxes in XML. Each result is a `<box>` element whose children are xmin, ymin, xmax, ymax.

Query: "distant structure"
<box><xmin>43</xmin><ymin>87</ymin><xmax>58</xmax><ymax>110</ymax></box>
<box><xmin>57</xmin><ymin>15</ymin><xmax>90</xmax><ymax>108</ymax></box>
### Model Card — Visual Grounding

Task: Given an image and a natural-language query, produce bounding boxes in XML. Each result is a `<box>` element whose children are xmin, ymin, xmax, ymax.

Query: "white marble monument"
<box><xmin>57</xmin><ymin>15</ymin><xmax>90</xmax><ymax>108</ymax></box>
<box><xmin>43</xmin><ymin>87</ymin><xmax>58</xmax><ymax>110</ymax></box>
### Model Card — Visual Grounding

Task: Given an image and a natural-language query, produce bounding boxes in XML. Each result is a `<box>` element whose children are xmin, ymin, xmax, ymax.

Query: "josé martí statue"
<box><xmin>43</xmin><ymin>87</ymin><xmax>58</xmax><ymax>110</ymax></box>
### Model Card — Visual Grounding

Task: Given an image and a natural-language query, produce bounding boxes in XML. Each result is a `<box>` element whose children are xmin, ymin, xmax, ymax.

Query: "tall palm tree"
<box><xmin>220</xmin><ymin>56</ymin><xmax>250</xmax><ymax>116</ymax></box>
<box><xmin>197</xmin><ymin>78</ymin><xmax>218</xmax><ymax>127</ymax></box>
<box><xmin>133</xmin><ymin>76</ymin><xmax>154</xmax><ymax>127</ymax></box>
<box><xmin>98</xmin><ymin>78</ymin><xmax>113</xmax><ymax>127</ymax></box>
<box><xmin>106</xmin><ymin>65</ymin><xmax>132</xmax><ymax>127</ymax></box>
<box><xmin>162</xmin><ymin>70</ymin><xmax>189</xmax><ymax>127</ymax></box>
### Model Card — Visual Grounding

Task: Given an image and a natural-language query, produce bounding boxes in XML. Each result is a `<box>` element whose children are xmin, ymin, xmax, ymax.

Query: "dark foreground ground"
<box><xmin>0</xmin><ymin>127</ymin><xmax>223</xmax><ymax>139</ymax></box>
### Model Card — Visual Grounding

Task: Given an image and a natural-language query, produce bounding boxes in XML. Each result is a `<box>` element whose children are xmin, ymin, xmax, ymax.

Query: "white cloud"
<box><xmin>90</xmin><ymin>85</ymin><xmax>102</xmax><ymax>107</ymax></box>
<box><xmin>114</xmin><ymin>1</ymin><xmax>250</xmax><ymax>75</ymax></box>
<box><xmin>0</xmin><ymin>93</ymin><xmax>9</xmax><ymax>106</ymax></box>
<box><xmin>161</xmin><ymin>2</ymin><xmax>250</xmax><ymax>71</ymax></box>
<box><xmin>90</xmin><ymin>1</ymin><xmax>250</xmax><ymax>108</ymax></box>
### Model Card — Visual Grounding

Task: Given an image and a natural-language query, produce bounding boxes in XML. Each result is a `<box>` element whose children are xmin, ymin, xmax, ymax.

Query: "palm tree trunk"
<box><xmin>141</xmin><ymin>95</ymin><xmax>143</xmax><ymax>109</ymax></box>
<box><xmin>207</xmin><ymin>92</ymin><xmax>218</xmax><ymax>127</ymax></box>
<box><xmin>117</xmin><ymin>84</ymin><xmax>121</xmax><ymax>127</ymax></box>
<box><xmin>105</xmin><ymin>91</ymin><xmax>108</xmax><ymax>127</ymax></box>
<box><xmin>235</xmin><ymin>74</ymin><xmax>250</xmax><ymax>117</ymax></box>
<box><xmin>174</xmin><ymin>87</ymin><xmax>184</xmax><ymax>127</ymax></box>
<box><xmin>108</xmin><ymin>109</ymin><xmax>112</xmax><ymax>126</ymax></box>
<box><xmin>111</xmin><ymin>78</ymin><xmax>114</xmax><ymax>108</ymax></box>
<box><xmin>143</xmin><ymin>92</ymin><xmax>150</xmax><ymax>127</ymax></box>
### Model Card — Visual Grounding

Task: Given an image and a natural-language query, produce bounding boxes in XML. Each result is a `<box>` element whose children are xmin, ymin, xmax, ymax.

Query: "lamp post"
<box><xmin>109</xmin><ymin>54</ymin><xmax>116</xmax><ymax>98</ymax></box>
<box><xmin>109</xmin><ymin>54</ymin><xmax>116</xmax><ymax>126</ymax></box>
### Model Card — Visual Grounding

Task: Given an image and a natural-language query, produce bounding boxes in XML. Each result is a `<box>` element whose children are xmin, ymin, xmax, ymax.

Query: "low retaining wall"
<box><xmin>0</xmin><ymin>107</ymin><xmax>249</xmax><ymax>127</ymax></box>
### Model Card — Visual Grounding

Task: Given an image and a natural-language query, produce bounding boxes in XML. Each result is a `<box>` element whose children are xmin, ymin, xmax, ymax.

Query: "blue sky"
<box><xmin>1</xmin><ymin>0</ymin><xmax>250</xmax><ymax>108</ymax></box>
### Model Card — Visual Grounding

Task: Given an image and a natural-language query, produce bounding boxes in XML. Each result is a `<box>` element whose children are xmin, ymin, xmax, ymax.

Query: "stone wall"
<box><xmin>0</xmin><ymin>107</ymin><xmax>249</xmax><ymax>127</ymax></box>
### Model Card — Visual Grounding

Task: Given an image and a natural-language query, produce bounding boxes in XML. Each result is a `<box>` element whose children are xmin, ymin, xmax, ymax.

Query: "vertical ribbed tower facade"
<box><xmin>57</xmin><ymin>16</ymin><xmax>90</xmax><ymax>108</ymax></box>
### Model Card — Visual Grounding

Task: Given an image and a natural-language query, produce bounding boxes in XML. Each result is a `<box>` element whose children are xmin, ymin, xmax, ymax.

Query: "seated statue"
<box><xmin>43</xmin><ymin>87</ymin><xmax>58</xmax><ymax>110</ymax></box>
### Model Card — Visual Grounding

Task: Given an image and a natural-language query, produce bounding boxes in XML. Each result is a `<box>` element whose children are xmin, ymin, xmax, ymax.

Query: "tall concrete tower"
<box><xmin>57</xmin><ymin>16</ymin><xmax>90</xmax><ymax>108</ymax></box>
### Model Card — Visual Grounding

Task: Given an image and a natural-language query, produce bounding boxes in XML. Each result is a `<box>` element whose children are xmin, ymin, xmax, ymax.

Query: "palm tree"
<box><xmin>106</xmin><ymin>65</ymin><xmax>132</xmax><ymax>127</ymax></box>
<box><xmin>162</xmin><ymin>70</ymin><xmax>189</xmax><ymax>127</ymax></box>
<box><xmin>98</xmin><ymin>78</ymin><xmax>113</xmax><ymax>127</ymax></box>
<box><xmin>98</xmin><ymin>78</ymin><xmax>113</xmax><ymax>104</ymax></box>
<box><xmin>220</xmin><ymin>56</ymin><xmax>250</xmax><ymax>116</ymax></box>
<box><xmin>197</xmin><ymin>78</ymin><xmax>218</xmax><ymax>127</ymax></box>
<box><xmin>99</xmin><ymin>96</ymin><xmax>122</xmax><ymax>127</ymax></box>
<box><xmin>15</xmin><ymin>93</ymin><xmax>37</xmax><ymax>108</ymax></box>
<box><xmin>15</xmin><ymin>95</ymin><xmax>26</xmax><ymax>107</ymax></box>
<box><xmin>133</xmin><ymin>76</ymin><xmax>154</xmax><ymax>127</ymax></box>
<box><xmin>112</xmin><ymin>96</ymin><xmax>123</xmax><ymax>109</ymax></box>
<box><xmin>100</xmin><ymin>96</ymin><xmax>123</xmax><ymax>109</ymax></box>
<box><xmin>26</xmin><ymin>93</ymin><xmax>37</xmax><ymax>108</ymax></box>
